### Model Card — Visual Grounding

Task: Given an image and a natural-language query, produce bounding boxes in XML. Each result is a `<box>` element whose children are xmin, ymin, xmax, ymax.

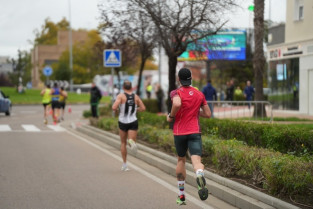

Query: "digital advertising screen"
<box><xmin>178</xmin><ymin>30</ymin><xmax>246</xmax><ymax>61</ymax></box>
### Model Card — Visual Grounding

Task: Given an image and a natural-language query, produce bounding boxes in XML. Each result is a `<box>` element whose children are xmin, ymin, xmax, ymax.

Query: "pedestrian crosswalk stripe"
<box><xmin>47</xmin><ymin>125</ymin><xmax>65</xmax><ymax>132</ymax></box>
<box><xmin>22</xmin><ymin>125</ymin><xmax>41</xmax><ymax>132</ymax></box>
<box><xmin>0</xmin><ymin>125</ymin><xmax>11</xmax><ymax>132</ymax></box>
<box><xmin>0</xmin><ymin>124</ymin><xmax>66</xmax><ymax>132</ymax></box>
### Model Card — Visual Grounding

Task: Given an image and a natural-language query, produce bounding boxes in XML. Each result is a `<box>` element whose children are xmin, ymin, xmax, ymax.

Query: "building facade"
<box><xmin>0</xmin><ymin>56</ymin><xmax>13</xmax><ymax>74</ymax></box>
<box><xmin>267</xmin><ymin>0</ymin><xmax>313</xmax><ymax>114</ymax></box>
<box><xmin>31</xmin><ymin>31</ymin><xmax>88</xmax><ymax>88</ymax></box>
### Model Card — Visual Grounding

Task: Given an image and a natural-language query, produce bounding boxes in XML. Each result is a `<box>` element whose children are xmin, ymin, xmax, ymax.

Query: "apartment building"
<box><xmin>31</xmin><ymin>31</ymin><xmax>88</xmax><ymax>88</ymax></box>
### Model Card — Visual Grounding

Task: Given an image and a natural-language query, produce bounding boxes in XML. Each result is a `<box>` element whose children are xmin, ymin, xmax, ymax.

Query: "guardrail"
<box><xmin>206</xmin><ymin>101</ymin><xmax>273</xmax><ymax>122</ymax></box>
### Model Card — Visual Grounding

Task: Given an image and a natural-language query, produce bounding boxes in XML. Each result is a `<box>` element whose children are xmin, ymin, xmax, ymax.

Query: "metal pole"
<box><xmin>111</xmin><ymin>67</ymin><xmax>114</xmax><ymax>117</ymax></box>
<box><xmin>111</xmin><ymin>67</ymin><xmax>114</xmax><ymax>100</ymax></box>
<box><xmin>69</xmin><ymin>0</ymin><xmax>73</xmax><ymax>92</ymax></box>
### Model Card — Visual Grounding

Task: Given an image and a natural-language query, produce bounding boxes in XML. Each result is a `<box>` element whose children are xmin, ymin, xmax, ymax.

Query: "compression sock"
<box><xmin>178</xmin><ymin>181</ymin><xmax>185</xmax><ymax>196</ymax></box>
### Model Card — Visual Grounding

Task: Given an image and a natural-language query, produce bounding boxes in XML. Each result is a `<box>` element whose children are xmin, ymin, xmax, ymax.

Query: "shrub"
<box><xmin>202</xmin><ymin>136</ymin><xmax>313</xmax><ymax>196</ymax></box>
<box><xmin>142</xmin><ymin>99</ymin><xmax>159</xmax><ymax>113</ymax></box>
<box><xmin>138</xmin><ymin>111</ymin><xmax>168</xmax><ymax>129</ymax></box>
<box><xmin>98</xmin><ymin>117</ymin><xmax>118</xmax><ymax>133</ymax></box>
<box><xmin>200</xmin><ymin>119</ymin><xmax>313</xmax><ymax>155</ymax></box>
<box><xmin>261</xmin><ymin>155</ymin><xmax>313</xmax><ymax>195</ymax></box>
<box><xmin>83</xmin><ymin>110</ymin><xmax>92</xmax><ymax>118</ymax></box>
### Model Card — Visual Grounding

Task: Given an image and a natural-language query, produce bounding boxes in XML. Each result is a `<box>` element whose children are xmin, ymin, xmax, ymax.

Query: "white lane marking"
<box><xmin>22</xmin><ymin>125</ymin><xmax>41</xmax><ymax>132</ymax></box>
<box><xmin>0</xmin><ymin>125</ymin><xmax>11</xmax><ymax>132</ymax></box>
<box><xmin>20</xmin><ymin>111</ymin><xmax>37</xmax><ymax>114</ymax></box>
<box><xmin>66</xmin><ymin>130</ymin><xmax>213</xmax><ymax>209</ymax></box>
<box><xmin>47</xmin><ymin>125</ymin><xmax>65</xmax><ymax>132</ymax></box>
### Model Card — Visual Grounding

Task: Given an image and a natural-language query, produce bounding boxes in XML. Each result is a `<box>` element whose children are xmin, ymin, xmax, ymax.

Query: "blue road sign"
<box><xmin>43</xmin><ymin>66</ymin><xmax>53</xmax><ymax>77</ymax></box>
<box><xmin>104</xmin><ymin>50</ymin><xmax>122</xmax><ymax>67</ymax></box>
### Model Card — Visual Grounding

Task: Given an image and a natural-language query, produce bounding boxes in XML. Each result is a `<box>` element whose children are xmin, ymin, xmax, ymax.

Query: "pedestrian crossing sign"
<box><xmin>104</xmin><ymin>50</ymin><xmax>122</xmax><ymax>67</ymax></box>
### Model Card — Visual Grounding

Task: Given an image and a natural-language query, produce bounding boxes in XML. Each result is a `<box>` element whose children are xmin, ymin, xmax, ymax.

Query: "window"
<box><xmin>299</xmin><ymin>5</ymin><xmax>304</xmax><ymax>20</ymax></box>
<box><xmin>294</xmin><ymin>0</ymin><xmax>304</xmax><ymax>21</ymax></box>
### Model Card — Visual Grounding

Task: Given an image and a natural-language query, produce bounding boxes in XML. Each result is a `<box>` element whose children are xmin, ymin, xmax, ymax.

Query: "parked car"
<box><xmin>0</xmin><ymin>90</ymin><xmax>12</xmax><ymax>116</ymax></box>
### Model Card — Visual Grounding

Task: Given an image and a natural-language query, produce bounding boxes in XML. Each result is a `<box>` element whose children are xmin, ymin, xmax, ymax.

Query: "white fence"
<box><xmin>207</xmin><ymin>101</ymin><xmax>273</xmax><ymax>122</ymax></box>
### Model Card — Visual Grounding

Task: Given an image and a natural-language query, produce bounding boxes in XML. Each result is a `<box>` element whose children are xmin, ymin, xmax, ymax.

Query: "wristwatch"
<box><xmin>168</xmin><ymin>113</ymin><xmax>174</xmax><ymax>118</ymax></box>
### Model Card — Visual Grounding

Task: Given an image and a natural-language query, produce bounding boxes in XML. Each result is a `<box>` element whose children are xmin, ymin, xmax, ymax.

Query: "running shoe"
<box><xmin>128</xmin><ymin>139</ymin><xmax>138</xmax><ymax>154</ymax></box>
<box><xmin>44</xmin><ymin>119</ymin><xmax>48</xmax><ymax>125</ymax></box>
<box><xmin>176</xmin><ymin>195</ymin><xmax>186</xmax><ymax>205</ymax></box>
<box><xmin>121</xmin><ymin>165</ymin><xmax>130</xmax><ymax>171</ymax></box>
<box><xmin>196</xmin><ymin>176</ymin><xmax>209</xmax><ymax>200</ymax></box>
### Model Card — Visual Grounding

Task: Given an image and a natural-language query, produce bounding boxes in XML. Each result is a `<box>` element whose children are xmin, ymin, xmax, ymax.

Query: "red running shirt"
<box><xmin>170</xmin><ymin>86</ymin><xmax>207</xmax><ymax>135</ymax></box>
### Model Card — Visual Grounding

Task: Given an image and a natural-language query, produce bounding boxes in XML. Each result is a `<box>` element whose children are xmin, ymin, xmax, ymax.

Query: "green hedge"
<box><xmin>202</xmin><ymin>136</ymin><xmax>313</xmax><ymax>196</ymax></box>
<box><xmin>142</xmin><ymin>99</ymin><xmax>159</xmax><ymax>113</ymax></box>
<box><xmin>200</xmin><ymin>118</ymin><xmax>313</xmax><ymax>155</ymax></box>
<box><xmin>92</xmin><ymin>116</ymin><xmax>313</xmax><ymax>197</ymax></box>
<box><xmin>85</xmin><ymin>108</ymin><xmax>313</xmax><ymax>156</ymax></box>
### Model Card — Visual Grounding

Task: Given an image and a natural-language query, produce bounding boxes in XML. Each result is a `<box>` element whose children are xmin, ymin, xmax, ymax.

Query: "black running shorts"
<box><xmin>118</xmin><ymin>120</ymin><xmax>138</xmax><ymax>132</ymax></box>
<box><xmin>59</xmin><ymin>102</ymin><xmax>66</xmax><ymax>109</ymax></box>
<box><xmin>51</xmin><ymin>101</ymin><xmax>60</xmax><ymax>109</ymax></box>
<box><xmin>42</xmin><ymin>102</ymin><xmax>50</xmax><ymax>107</ymax></box>
<box><xmin>174</xmin><ymin>134</ymin><xmax>202</xmax><ymax>157</ymax></box>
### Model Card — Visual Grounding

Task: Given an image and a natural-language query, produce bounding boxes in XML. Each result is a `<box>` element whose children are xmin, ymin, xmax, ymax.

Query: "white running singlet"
<box><xmin>118</xmin><ymin>93</ymin><xmax>137</xmax><ymax>124</ymax></box>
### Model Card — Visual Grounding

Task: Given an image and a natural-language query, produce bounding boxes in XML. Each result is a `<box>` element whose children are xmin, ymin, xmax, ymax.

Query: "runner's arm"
<box><xmin>136</xmin><ymin>95</ymin><xmax>146</xmax><ymax>112</ymax></box>
<box><xmin>40</xmin><ymin>89</ymin><xmax>45</xmax><ymax>96</ymax></box>
<box><xmin>199</xmin><ymin>104</ymin><xmax>211</xmax><ymax>118</ymax></box>
<box><xmin>167</xmin><ymin>95</ymin><xmax>181</xmax><ymax>122</ymax></box>
<box><xmin>63</xmin><ymin>91</ymin><xmax>68</xmax><ymax>98</ymax></box>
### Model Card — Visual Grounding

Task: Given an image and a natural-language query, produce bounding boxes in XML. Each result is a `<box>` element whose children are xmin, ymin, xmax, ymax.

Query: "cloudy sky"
<box><xmin>0</xmin><ymin>0</ymin><xmax>286</xmax><ymax>59</ymax></box>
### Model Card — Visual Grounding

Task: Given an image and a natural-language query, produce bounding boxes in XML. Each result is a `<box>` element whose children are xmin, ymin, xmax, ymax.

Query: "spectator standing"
<box><xmin>244</xmin><ymin>80</ymin><xmax>254</xmax><ymax>109</ymax></box>
<box><xmin>90</xmin><ymin>82</ymin><xmax>102</xmax><ymax>118</ymax></box>
<box><xmin>226</xmin><ymin>81</ymin><xmax>231</xmax><ymax>101</ymax></box>
<box><xmin>146</xmin><ymin>82</ymin><xmax>152</xmax><ymax>99</ymax></box>
<box><xmin>113</xmin><ymin>84</ymin><xmax>119</xmax><ymax>101</ymax></box>
<box><xmin>229</xmin><ymin>79</ymin><xmax>235</xmax><ymax>101</ymax></box>
<box><xmin>202</xmin><ymin>79</ymin><xmax>217</xmax><ymax>118</ymax></box>
<box><xmin>155</xmin><ymin>83</ymin><xmax>164</xmax><ymax>113</ymax></box>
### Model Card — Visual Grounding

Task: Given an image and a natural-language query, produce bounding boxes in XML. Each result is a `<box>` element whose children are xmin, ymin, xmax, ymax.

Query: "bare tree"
<box><xmin>120</xmin><ymin>0</ymin><xmax>237</xmax><ymax>109</ymax></box>
<box><xmin>99</xmin><ymin>1</ymin><xmax>157</xmax><ymax>96</ymax></box>
<box><xmin>253</xmin><ymin>0</ymin><xmax>266</xmax><ymax>117</ymax></box>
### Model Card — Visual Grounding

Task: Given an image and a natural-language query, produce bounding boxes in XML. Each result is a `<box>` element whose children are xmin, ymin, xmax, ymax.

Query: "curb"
<box><xmin>76</xmin><ymin>124</ymin><xmax>300</xmax><ymax>209</ymax></box>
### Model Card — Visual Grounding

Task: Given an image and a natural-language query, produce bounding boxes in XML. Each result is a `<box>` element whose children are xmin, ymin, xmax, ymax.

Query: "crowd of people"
<box><xmin>41</xmin><ymin>82</ymin><xmax>68</xmax><ymax>125</ymax></box>
<box><xmin>42</xmin><ymin>69</ymin><xmax>254</xmax><ymax>205</ymax></box>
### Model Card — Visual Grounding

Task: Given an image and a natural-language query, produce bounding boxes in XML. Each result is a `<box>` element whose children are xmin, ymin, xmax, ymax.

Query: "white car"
<box><xmin>0</xmin><ymin>90</ymin><xmax>12</xmax><ymax>116</ymax></box>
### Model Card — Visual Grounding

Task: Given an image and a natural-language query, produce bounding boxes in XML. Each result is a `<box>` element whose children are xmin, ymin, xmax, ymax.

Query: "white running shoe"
<box><xmin>121</xmin><ymin>165</ymin><xmax>130</xmax><ymax>171</ymax></box>
<box><xmin>128</xmin><ymin>139</ymin><xmax>138</xmax><ymax>154</ymax></box>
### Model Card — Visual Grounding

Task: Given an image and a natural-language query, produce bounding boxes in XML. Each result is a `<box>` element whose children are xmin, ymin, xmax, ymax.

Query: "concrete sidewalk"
<box><xmin>72</xmin><ymin>122</ymin><xmax>300</xmax><ymax>209</ymax></box>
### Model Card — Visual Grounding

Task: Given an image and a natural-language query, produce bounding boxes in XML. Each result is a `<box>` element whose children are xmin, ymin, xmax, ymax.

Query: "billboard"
<box><xmin>178</xmin><ymin>30</ymin><xmax>246</xmax><ymax>61</ymax></box>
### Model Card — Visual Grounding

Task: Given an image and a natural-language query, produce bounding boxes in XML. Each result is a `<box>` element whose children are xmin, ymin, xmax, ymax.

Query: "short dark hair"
<box><xmin>123</xmin><ymin>80</ymin><xmax>132</xmax><ymax>90</ymax></box>
<box><xmin>207</xmin><ymin>79</ymin><xmax>212</xmax><ymax>83</ymax></box>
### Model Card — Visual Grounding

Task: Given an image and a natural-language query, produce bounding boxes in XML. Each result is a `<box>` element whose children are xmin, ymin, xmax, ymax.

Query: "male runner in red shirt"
<box><xmin>167</xmin><ymin>68</ymin><xmax>211</xmax><ymax>205</ymax></box>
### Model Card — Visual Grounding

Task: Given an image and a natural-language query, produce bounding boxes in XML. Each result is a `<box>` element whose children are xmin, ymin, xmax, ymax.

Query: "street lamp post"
<box><xmin>69</xmin><ymin>0</ymin><xmax>73</xmax><ymax>92</ymax></box>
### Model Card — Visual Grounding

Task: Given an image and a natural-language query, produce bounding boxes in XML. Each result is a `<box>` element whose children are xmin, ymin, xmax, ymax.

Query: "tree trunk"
<box><xmin>136</xmin><ymin>56</ymin><xmax>146</xmax><ymax>97</ymax></box>
<box><xmin>167</xmin><ymin>55</ymin><xmax>178</xmax><ymax>113</ymax></box>
<box><xmin>253</xmin><ymin>0</ymin><xmax>266</xmax><ymax>117</ymax></box>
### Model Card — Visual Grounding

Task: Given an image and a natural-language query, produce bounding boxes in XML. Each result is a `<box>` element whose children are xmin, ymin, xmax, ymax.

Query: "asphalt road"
<box><xmin>0</xmin><ymin>105</ymin><xmax>236</xmax><ymax>209</ymax></box>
